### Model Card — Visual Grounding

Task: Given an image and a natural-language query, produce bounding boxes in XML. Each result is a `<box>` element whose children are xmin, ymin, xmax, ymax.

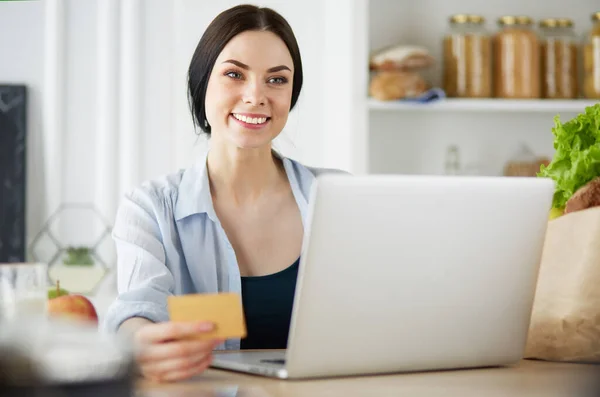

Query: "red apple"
<box><xmin>47</xmin><ymin>281</ymin><xmax>98</xmax><ymax>325</ymax></box>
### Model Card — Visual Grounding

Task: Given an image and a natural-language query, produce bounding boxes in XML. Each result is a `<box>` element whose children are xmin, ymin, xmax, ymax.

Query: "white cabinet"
<box><xmin>357</xmin><ymin>0</ymin><xmax>600</xmax><ymax>176</ymax></box>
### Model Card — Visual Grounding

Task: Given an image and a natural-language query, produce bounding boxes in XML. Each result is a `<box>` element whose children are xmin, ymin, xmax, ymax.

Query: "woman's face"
<box><xmin>204</xmin><ymin>30</ymin><xmax>294</xmax><ymax>150</ymax></box>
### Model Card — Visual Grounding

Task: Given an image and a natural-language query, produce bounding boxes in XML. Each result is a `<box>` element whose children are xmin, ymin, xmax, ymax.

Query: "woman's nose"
<box><xmin>242</xmin><ymin>79</ymin><xmax>266</xmax><ymax>106</ymax></box>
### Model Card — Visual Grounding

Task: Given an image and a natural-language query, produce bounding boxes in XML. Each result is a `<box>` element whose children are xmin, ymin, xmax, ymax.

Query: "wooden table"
<box><xmin>138</xmin><ymin>359</ymin><xmax>599</xmax><ymax>397</ymax></box>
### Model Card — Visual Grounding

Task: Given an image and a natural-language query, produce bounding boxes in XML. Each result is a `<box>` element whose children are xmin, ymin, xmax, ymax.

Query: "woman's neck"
<box><xmin>206</xmin><ymin>143</ymin><xmax>285</xmax><ymax>205</ymax></box>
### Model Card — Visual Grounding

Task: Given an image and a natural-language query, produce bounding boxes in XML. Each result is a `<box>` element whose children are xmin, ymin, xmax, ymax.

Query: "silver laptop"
<box><xmin>211</xmin><ymin>174</ymin><xmax>554</xmax><ymax>379</ymax></box>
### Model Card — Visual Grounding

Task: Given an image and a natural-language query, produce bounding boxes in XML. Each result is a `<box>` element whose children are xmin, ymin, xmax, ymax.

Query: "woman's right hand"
<box><xmin>132</xmin><ymin>321</ymin><xmax>223</xmax><ymax>382</ymax></box>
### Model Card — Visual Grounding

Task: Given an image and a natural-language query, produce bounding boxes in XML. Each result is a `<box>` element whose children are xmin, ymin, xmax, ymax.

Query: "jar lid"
<box><xmin>468</xmin><ymin>15</ymin><xmax>485</xmax><ymax>24</ymax></box>
<box><xmin>449</xmin><ymin>14</ymin><xmax>470</xmax><ymax>24</ymax></box>
<box><xmin>450</xmin><ymin>14</ymin><xmax>485</xmax><ymax>24</ymax></box>
<box><xmin>539</xmin><ymin>18</ymin><xmax>559</xmax><ymax>28</ymax></box>
<box><xmin>557</xmin><ymin>18</ymin><xmax>574</xmax><ymax>28</ymax></box>
<box><xmin>498</xmin><ymin>15</ymin><xmax>533</xmax><ymax>26</ymax></box>
<box><xmin>592</xmin><ymin>11</ymin><xmax>600</xmax><ymax>21</ymax></box>
<box><xmin>516</xmin><ymin>16</ymin><xmax>534</xmax><ymax>25</ymax></box>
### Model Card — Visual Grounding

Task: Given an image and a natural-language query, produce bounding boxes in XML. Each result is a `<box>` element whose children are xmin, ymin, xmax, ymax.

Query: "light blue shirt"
<box><xmin>102</xmin><ymin>150</ymin><xmax>345</xmax><ymax>350</ymax></box>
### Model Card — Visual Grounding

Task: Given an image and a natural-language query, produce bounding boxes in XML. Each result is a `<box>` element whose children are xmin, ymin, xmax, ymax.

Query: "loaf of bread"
<box><xmin>369</xmin><ymin>45</ymin><xmax>434</xmax><ymax>71</ymax></box>
<box><xmin>369</xmin><ymin>71</ymin><xmax>429</xmax><ymax>101</ymax></box>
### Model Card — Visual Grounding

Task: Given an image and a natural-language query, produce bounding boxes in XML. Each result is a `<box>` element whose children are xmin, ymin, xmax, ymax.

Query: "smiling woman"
<box><xmin>200</xmin><ymin>28</ymin><xmax>296</xmax><ymax>148</ymax></box>
<box><xmin>187</xmin><ymin>5</ymin><xmax>303</xmax><ymax>138</ymax></box>
<box><xmin>102</xmin><ymin>4</ymin><xmax>348</xmax><ymax>383</ymax></box>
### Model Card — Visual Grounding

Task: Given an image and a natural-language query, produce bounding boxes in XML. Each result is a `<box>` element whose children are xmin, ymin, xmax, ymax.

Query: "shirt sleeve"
<box><xmin>101</xmin><ymin>187</ymin><xmax>174</xmax><ymax>333</ymax></box>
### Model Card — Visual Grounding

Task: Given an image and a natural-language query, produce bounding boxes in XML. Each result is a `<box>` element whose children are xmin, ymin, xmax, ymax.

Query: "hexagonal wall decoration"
<box><xmin>29</xmin><ymin>203</ymin><xmax>114</xmax><ymax>295</ymax></box>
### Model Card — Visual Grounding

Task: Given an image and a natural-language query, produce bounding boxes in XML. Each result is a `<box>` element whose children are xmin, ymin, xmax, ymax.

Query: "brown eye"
<box><xmin>268</xmin><ymin>77</ymin><xmax>287</xmax><ymax>85</ymax></box>
<box><xmin>225</xmin><ymin>71</ymin><xmax>242</xmax><ymax>80</ymax></box>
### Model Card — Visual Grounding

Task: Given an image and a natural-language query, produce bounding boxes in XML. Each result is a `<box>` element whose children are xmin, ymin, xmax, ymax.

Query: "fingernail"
<box><xmin>197</xmin><ymin>322</ymin><xmax>214</xmax><ymax>331</ymax></box>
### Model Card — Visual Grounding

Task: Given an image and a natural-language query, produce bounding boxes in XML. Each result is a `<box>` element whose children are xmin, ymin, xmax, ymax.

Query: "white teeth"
<box><xmin>233</xmin><ymin>114</ymin><xmax>268</xmax><ymax>124</ymax></box>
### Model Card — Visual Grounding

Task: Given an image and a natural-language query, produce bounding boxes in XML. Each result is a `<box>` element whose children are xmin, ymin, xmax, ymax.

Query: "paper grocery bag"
<box><xmin>525</xmin><ymin>207</ymin><xmax>600</xmax><ymax>363</ymax></box>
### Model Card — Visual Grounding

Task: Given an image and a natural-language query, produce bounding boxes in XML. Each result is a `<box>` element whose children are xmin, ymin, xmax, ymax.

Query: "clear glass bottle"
<box><xmin>540</xmin><ymin>18</ymin><xmax>579</xmax><ymax>99</ymax></box>
<box><xmin>493</xmin><ymin>16</ymin><xmax>541</xmax><ymax>99</ymax></box>
<box><xmin>583</xmin><ymin>12</ymin><xmax>600</xmax><ymax>99</ymax></box>
<box><xmin>443</xmin><ymin>14</ymin><xmax>492</xmax><ymax>98</ymax></box>
<box><xmin>444</xmin><ymin>145</ymin><xmax>461</xmax><ymax>175</ymax></box>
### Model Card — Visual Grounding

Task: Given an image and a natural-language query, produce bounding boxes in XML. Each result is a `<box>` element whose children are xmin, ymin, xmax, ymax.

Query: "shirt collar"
<box><xmin>174</xmin><ymin>149</ymin><xmax>312</xmax><ymax>223</ymax></box>
<box><xmin>174</xmin><ymin>150</ymin><xmax>216</xmax><ymax>222</ymax></box>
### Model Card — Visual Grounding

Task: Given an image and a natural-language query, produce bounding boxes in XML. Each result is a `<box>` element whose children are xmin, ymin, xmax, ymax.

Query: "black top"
<box><xmin>240</xmin><ymin>257</ymin><xmax>300</xmax><ymax>350</ymax></box>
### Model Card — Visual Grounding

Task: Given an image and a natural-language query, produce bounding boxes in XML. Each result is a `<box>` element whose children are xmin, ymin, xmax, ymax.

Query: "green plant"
<box><xmin>63</xmin><ymin>246</ymin><xmax>94</xmax><ymax>266</ymax></box>
<box><xmin>538</xmin><ymin>103</ymin><xmax>600</xmax><ymax>210</ymax></box>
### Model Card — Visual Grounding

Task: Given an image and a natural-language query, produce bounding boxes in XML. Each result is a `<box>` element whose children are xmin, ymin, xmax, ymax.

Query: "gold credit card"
<box><xmin>167</xmin><ymin>292</ymin><xmax>247</xmax><ymax>340</ymax></box>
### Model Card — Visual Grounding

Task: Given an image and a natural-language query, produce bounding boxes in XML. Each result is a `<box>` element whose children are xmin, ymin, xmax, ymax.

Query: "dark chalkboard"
<box><xmin>0</xmin><ymin>85</ymin><xmax>27</xmax><ymax>263</ymax></box>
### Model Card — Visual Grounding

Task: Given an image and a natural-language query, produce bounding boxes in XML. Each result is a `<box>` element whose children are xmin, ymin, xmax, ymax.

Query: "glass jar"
<box><xmin>443</xmin><ymin>14</ymin><xmax>492</xmax><ymax>98</ymax></box>
<box><xmin>539</xmin><ymin>18</ymin><xmax>579</xmax><ymax>99</ymax></box>
<box><xmin>583</xmin><ymin>12</ymin><xmax>600</xmax><ymax>99</ymax></box>
<box><xmin>493</xmin><ymin>16</ymin><xmax>541</xmax><ymax>99</ymax></box>
<box><xmin>503</xmin><ymin>143</ymin><xmax>550</xmax><ymax>177</ymax></box>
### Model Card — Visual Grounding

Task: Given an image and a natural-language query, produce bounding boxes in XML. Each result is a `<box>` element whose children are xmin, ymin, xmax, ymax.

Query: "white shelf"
<box><xmin>368</xmin><ymin>98</ymin><xmax>599</xmax><ymax>113</ymax></box>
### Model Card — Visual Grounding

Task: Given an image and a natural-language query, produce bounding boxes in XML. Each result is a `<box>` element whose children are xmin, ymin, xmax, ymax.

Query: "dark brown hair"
<box><xmin>187</xmin><ymin>4</ymin><xmax>303</xmax><ymax>135</ymax></box>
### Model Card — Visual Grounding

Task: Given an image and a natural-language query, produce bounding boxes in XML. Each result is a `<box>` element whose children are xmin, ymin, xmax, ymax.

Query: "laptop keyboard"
<box><xmin>260</xmin><ymin>359</ymin><xmax>286</xmax><ymax>365</ymax></box>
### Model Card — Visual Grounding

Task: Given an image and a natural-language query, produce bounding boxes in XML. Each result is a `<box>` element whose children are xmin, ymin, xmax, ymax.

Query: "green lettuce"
<box><xmin>538</xmin><ymin>103</ymin><xmax>600</xmax><ymax>209</ymax></box>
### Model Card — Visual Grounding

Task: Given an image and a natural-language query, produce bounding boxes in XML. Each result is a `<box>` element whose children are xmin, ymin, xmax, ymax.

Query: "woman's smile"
<box><xmin>230</xmin><ymin>112</ymin><xmax>271</xmax><ymax>130</ymax></box>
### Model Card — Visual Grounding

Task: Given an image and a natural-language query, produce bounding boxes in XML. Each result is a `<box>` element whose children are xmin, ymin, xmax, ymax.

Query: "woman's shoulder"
<box><xmin>284</xmin><ymin>156</ymin><xmax>351</xmax><ymax>180</ymax></box>
<box><xmin>117</xmin><ymin>168</ymin><xmax>192</xmax><ymax>220</ymax></box>
<box><xmin>282</xmin><ymin>156</ymin><xmax>351</xmax><ymax>201</ymax></box>
<box><xmin>119</xmin><ymin>160</ymin><xmax>213</xmax><ymax>224</ymax></box>
<box><xmin>304</xmin><ymin>164</ymin><xmax>352</xmax><ymax>177</ymax></box>
<box><xmin>126</xmin><ymin>169</ymin><xmax>187</xmax><ymax>204</ymax></box>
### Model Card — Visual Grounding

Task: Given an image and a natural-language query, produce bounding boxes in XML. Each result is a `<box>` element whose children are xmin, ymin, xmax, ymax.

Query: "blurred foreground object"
<box><xmin>0</xmin><ymin>317</ymin><xmax>135</xmax><ymax>397</ymax></box>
